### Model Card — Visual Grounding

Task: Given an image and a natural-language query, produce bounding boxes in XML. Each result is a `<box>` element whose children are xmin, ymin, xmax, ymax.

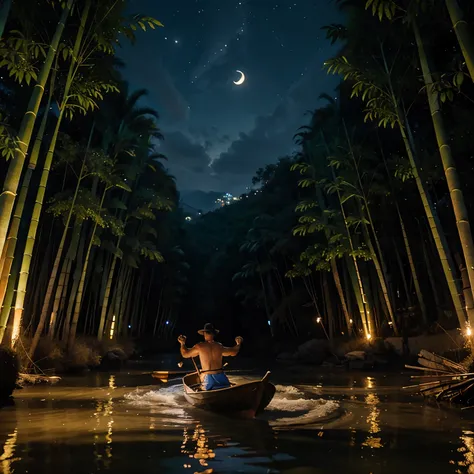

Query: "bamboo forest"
<box><xmin>2</xmin><ymin>1</ymin><xmax>474</xmax><ymax>473</ymax></box>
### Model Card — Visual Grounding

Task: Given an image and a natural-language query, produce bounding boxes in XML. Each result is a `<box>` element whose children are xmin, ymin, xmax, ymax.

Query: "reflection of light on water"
<box><xmin>180</xmin><ymin>424</ymin><xmax>216</xmax><ymax>471</ymax></box>
<box><xmin>0</xmin><ymin>429</ymin><xmax>19</xmax><ymax>474</ymax></box>
<box><xmin>454</xmin><ymin>430</ymin><xmax>474</xmax><ymax>472</ymax></box>
<box><xmin>93</xmin><ymin>375</ymin><xmax>115</xmax><ymax>469</ymax></box>
<box><xmin>361</xmin><ymin>378</ymin><xmax>383</xmax><ymax>449</ymax></box>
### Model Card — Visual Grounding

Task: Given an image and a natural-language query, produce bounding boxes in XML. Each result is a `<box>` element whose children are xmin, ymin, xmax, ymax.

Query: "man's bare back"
<box><xmin>178</xmin><ymin>324</ymin><xmax>243</xmax><ymax>385</ymax></box>
<box><xmin>189</xmin><ymin>341</ymin><xmax>240</xmax><ymax>373</ymax></box>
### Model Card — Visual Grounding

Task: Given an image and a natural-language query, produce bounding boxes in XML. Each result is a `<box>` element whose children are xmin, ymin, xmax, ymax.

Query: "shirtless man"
<box><xmin>177</xmin><ymin>323</ymin><xmax>243</xmax><ymax>390</ymax></box>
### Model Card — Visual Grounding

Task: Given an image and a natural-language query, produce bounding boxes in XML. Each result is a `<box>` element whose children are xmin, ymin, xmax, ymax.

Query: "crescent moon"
<box><xmin>233</xmin><ymin>70</ymin><xmax>245</xmax><ymax>85</ymax></box>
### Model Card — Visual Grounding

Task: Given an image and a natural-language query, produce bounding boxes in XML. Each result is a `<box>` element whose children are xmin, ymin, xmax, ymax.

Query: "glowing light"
<box><xmin>366</xmin><ymin>333</ymin><xmax>372</xmax><ymax>340</ymax></box>
<box><xmin>267</xmin><ymin>320</ymin><xmax>271</xmax><ymax>326</ymax></box>
<box><xmin>109</xmin><ymin>315</ymin><xmax>116</xmax><ymax>340</ymax></box>
<box><xmin>233</xmin><ymin>70</ymin><xmax>245</xmax><ymax>85</ymax></box>
<box><xmin>166</xmin><ymin>321</ymin><xmax>170</xmax><ymax>325</ymax></box>
<box><xmin>316</xmin><ymin>317</ymin><xmax>321</xmax><ymax>324</ymax></box>
<box><xmin>467</xmin><ymin>327</ymin><xmax>472</xmax><ymax>337</ymax></box>
<box><xmin>349</xmin><ymin>319</ymin><xmax>353</xmax><ymax>324</ymax></box>
<box><xmin>11</xmin><ymin>325</ymin><xmax>20</xmax><ymax>347</ymax></box>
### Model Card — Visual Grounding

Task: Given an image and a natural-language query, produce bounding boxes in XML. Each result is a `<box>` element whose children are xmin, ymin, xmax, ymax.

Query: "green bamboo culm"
<box><xmin>377</xmin><ymin>44</ymin><xmax>467</xmax><ymax>330</ymax></box>
<box><xmin>445</xmin><ymin>0</ymin><xmax>474</xmax><ymax>82</ymax></box>
<box><xmin>68</xmin><ymin>189</ymin><xmax>107</xmax><ymax>349</ymax></box>
<box><xmin>11</xmin><ymin>0</ymin><xmax>87</xmax><ymax>348</ymax></box>
<box><xmin>413</xmin><ymin>21</ymin><xmax>474</xmax><ymax>329</ymax></box>
<box><xmin>29</xmin><ymin>123</ymin><xmax>94</xmax><ymax>360</ymax></box>
<box><xmin>97</xmin><ymin>235</ymin><xmax>122</xmax><ymax>341</ymax></box>
<box><xmin>0</xmin><ymin>63</ymin><xmax>57</xmax><ymax>311</ymax></box>
<box><xmin>0</xmin><ymin>0</ymin><xmax>74</xmax><ymax>264</ymax></box>
<box><xmin>0</xmin><ymin>242</ymin><xmax>21</xmax><ymax>346</ymax></box>
<box><xmin>0</xmin><ymin>0</ymin><xmax>12</xmax><ymax>39</ymax></box>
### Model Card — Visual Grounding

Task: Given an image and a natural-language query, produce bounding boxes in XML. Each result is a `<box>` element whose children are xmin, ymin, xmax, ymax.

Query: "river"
<box><xmin>1</xmin><ymin>366</ymin><xmax>474</xmax><ymax>473</ymax></box>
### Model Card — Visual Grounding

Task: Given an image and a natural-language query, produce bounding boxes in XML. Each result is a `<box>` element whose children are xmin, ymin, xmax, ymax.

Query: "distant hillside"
<box><xmin>180</xmin><ymin>190</ymin><xmax>224</xmax><ymax>214</ymax></box>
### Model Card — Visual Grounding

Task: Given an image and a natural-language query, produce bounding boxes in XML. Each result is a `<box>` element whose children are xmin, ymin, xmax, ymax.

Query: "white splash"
<box><xmin>266</xmin><ymin>385</ymin><xmax>340</xmax><ymax>428</ymax></box>
<box><xmin>274</xmin><ymin>385</ymin><xmax>303</xmax><ymax>396</ymax></box>
<box><xmin>123</xmin><ymin>382</ymin><xmax>340</xmax><ymax>428</ymax></box>
<box><xmin>124</xmin><ymin>384</ymin><xmax>183</xmax><ymax>408</ymax></box>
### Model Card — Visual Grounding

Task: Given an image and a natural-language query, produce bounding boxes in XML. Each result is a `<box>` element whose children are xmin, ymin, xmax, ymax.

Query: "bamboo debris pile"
<box><xmin>403</xmin><ymin>350</ymin><xmax>474</xmax><ymax>405</ymax></box>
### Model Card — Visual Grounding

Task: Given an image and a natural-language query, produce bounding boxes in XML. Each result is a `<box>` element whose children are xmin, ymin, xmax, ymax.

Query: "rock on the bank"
<box><xmin>99</xmin><ymin>348</ymin><xmax>128</xmax><ymax>371</ymax></box>
<box><xmin>296</xmin><ymin>339</ymin><xmax>330</xmax><ymax>365</ymax></box>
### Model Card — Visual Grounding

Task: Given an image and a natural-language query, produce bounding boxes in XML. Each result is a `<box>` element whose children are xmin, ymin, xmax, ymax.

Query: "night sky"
<box><xmin>120</xmin><ymin>0</ymin><xmax>340</xmax><ymax>199</ymax></box>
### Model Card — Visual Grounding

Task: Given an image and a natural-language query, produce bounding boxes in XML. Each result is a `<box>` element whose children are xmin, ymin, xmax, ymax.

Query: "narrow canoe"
<box><xmin>183</xmin><ymin>371</ymin><xmax>276</xmax><ymax>418</ymax></box>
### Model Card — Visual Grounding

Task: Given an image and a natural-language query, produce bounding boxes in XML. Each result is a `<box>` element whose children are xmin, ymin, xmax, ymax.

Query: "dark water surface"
<box><xmin>1</xmin><ymin>367</ymin><xmax>473</xmax><ymax>473</ymax></box>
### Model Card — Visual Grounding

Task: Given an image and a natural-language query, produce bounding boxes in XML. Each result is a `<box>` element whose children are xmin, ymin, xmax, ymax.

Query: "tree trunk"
<box><xmin>62</xmin><ymin>225</ymin><xmax>86</xmax><ymax>341</ymax></box>
<box><xmin>12</xmin><ymin>112</ymin><xmax>64</xmax><ymax>346</ymax></box>
<box><xmin>322</xmin><ymin>272</ymin><xmax>334</xmax><ymax>341</ymax></box>
<box><xmin>130</xmin><ymin>276</ymin><xmax>142</xmax><ymax>334</ymax></box>
<box><xmin>118</xmin><ymin>267</ymin><xmax>132</xmax><ymax>336</ymax></box>
<box><xmin>0</xmin><ymin>241</ymin><xmax>21</xmax><ymax>344</ymax></box>
<box><xmin>97</xmin><ymin>238</ymin><xmax>122</xmax><ymax>341</ymax></box>
<box><xmin>393</xmin><ymin>238</ymin><xmax>412</xmax><ymax>307</ymax></box>
<box><xmin>49</xmin><ymin>256</ymin><xmax>70</xmax><ymax>338</ymax></box>
<box><xmin>0</xmin><ymin>0</ymin><xmax>74</xmax><ymax>259</ymax></box>
<box><xmin>460</xmin><ymin>263</ymin><xmax>474</xmax><ymax>325</ymax></box>
<box><xmin>34</xmin><ymin>124</ymin><xmax>94</xmax><ymax>355</ymax></box>
<box><xmin>153</xmin><ymin>287</ymin><xmax>164</xmax><ymax>336</ymax></box>
<box><xmin>381</xmin><ymin>45</ymin><xmax>467</xmax><ymax>330</ymax></box>
<box><xmin>418</xmin><ymin>219</ymin><xmax>443</xmax><ymax>316</ymax></box>
<box><xmin>445</xmin><ymin>0</ymin><xmax>474</xmax><ymax>82</ymax></box>
<box><xmin>258</xmin><ymin>268</ymin><xmax>273</xmax><ymax>335</ymax></box>
<box><xmin>0</xmin><ymin>68</ymin><xmax>56</xmax><ymax>309</ymax></box>
<box><xmin>360</xmin><ymin>219</ymin><xmax>397</xmax><ymax>333</ymax></box>
<box><xmin>344</xmin><ymin>121</ymin><xmax>397</xmax><ymax>335</ymax></box>
<box><xmin>330</xmin><ymin>258</ymin><xmax>352</xmax><ymax>333</ymax></box>
<box><xmin>11</xmin><ymin>1</ymin><xmax>91</xmax><ymax>347</ymax></box>
<box><xmin>0</xmin><ymin>0</ymin><xmax>12</xmax><ymax>38</ymax></box>
<box><xmin>333</xmin><ymin>170</ymin><xmax>373</xmax><ymax>337</ymax></box>
<box><xmin>413</xmin><ymin>21</ymin><xmax>474</xmax><ymax>329</ymax></box>
<box><xmin>379</xmin><ymin>140</ymin><xmax>428</xmax><ymax>328</ymax></box>
<box><xmin>308</xmin><ymin>152</ymin><xmax>352</xmax><ymax>333</ymax></box>
<box><xmin>68</xmin><ymin>188</ymin><xmax>105</xmax><ymax>349</ymax></box>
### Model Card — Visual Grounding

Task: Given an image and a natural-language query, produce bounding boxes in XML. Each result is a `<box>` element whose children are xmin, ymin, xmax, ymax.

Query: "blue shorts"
<box><xmin>202</xmin><ymin>373</ymin><xmax>230</xmax><ymax>391</ymax></box>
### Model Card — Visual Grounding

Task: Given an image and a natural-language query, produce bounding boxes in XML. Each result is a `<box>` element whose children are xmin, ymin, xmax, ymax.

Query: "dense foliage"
<box><xmin>1</xmin><ymin>0</ymin><xmax>474</xmax><ymax>366</ymax></box>
<box><xmin>178</xmin><ymin>0</ymin><xmax>474</xmax><ymax>350</ymax></box>
<box><xmin>0</xmin><ymin>1</ymin><xmax>185</xmax><ymax>366</ymax></box>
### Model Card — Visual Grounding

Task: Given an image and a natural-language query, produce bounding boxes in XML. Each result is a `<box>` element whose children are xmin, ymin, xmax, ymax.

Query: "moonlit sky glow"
<box><xmin>121</xmin><ymin>0</ymin><xmax>340</xmax><ymax>198</ymax></box>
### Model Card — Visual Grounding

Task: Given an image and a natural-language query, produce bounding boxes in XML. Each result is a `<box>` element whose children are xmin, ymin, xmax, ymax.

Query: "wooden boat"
<box><xmin>183</xmin><ymin>371</ymin><xmax>276</xmax><ymax>418</ymax></box>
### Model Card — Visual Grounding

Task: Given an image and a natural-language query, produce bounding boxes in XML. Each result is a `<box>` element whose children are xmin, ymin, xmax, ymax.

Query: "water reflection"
<box><xmin>361</xmin><ymin>376</ymin><xmax>383</xmax><ymax>449</ymax></box>
<box><xmin>93</xmin><ymin>375</ymin><xmax>115</xmax><ymax>470</ymax></box>
<box><xmin>3</xmin><ymin>372</ymin><xmax>474</xmax><ymax>473</ymax></box>
<box><xmin>180</xmin><ymin>424</ymin><xmax>216</xmax><ymax>472</ymax></box>
<box><xmin>0</xmin><ymin>428</ymin><xmax>19</xmax><ymax>474</ymax></box>
<box><xmin>455</xmin><ymin>430</ymin><xmax>474</xmax><ymax>473</ymax></box>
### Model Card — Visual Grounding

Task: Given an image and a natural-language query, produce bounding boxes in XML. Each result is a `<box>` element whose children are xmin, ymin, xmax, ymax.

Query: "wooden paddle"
<box><xmin>152</xmin><ymin>362</ymin><xmax>234</xmax><ymax>382</ymax></box>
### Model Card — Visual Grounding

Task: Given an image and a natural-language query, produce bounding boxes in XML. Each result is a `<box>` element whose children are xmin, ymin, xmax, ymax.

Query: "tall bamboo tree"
<box><xmin>444</xmin><ymin>0</ymin><xmax>474</xmax><ymax>81</ymax></box>
<box><xmin>325</xmin><ymin>46</ymin><xmax>467</xmax><ymax>330</ymax></box>
<box><xmin>0</xmin><ymin>0</ymin><xmax>12</xmax><ymax>39</ymax></box>
<box><xmin>0</xmin><ymin>61</ymin><xmax>57</xmax><ymax>311</ymax></box>
<box><xmin>412</xmin><ymin>20</ymin><xmax>474</xmax><ymax>327</ymax></box>
<box><xmin>0</xmin><ymin>0</ymin><xmax>74</xmax><ymax>260</ymax></box>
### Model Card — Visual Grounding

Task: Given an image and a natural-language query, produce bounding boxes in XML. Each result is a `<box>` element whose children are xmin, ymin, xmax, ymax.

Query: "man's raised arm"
<box><xmin>222</xmin><ymin>336</ymin><xmax>243</xmax><ymax>357</ymax></box>
<box><xmin>178</xmin><ymin>335</ymin><xmax>200</xmax><ymax>358</ymax></box>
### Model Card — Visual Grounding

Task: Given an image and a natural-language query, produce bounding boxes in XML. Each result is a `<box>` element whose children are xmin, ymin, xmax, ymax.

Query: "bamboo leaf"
<box><xmin>454</xmin><ymin>71</ymin><xmax>464</xmax><ymax>88</ymax></box>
